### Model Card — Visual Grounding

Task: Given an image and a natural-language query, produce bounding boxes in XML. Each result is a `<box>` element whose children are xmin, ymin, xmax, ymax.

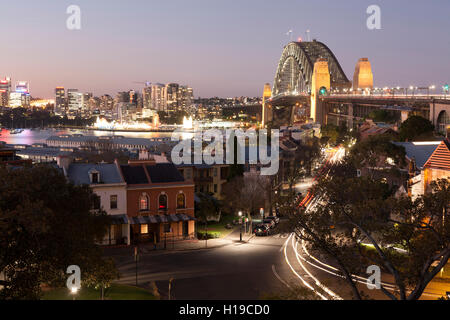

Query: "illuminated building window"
<box><xmin>177</xmin><ymin>193</ymin><xmax>186</xmax><ymax>209</ymax></box>
<box><xmin>141</xmin><ymin>224</ymin><xmax>149</xmax><ymax>234</ymax></box>
<box><xmin>140</xmin><ymin>194</ymin><xmax>149</xmax><ymax>211</ymax></box>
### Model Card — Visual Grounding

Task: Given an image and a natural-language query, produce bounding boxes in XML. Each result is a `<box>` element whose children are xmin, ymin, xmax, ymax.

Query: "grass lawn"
<box><xmin>42</xmin><ymin>284</ymin><xmax>158</xmax><ymax>300</ymax></box>
<box><xmin>197</xmin><ymin>215</ymin><xmax>237</xmax><ymax>239</ymax></box>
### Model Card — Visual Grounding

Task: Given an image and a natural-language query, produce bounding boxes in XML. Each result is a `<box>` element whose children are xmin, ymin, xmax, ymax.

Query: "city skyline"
<box><xmin>1</xmin><ymin>1</ymin><xmax>450</xmax><ymax>99</ymax></box>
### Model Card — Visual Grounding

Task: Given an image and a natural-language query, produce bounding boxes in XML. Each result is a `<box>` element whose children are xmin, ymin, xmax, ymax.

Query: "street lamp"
<box><xmin>238</xmin><ymin>211</ymin><xmax>243</xmax><ymax>242</ymax></box>
<box><xmin>70</xmin><ymin>286</ymin><xmax>78</xmax><ymax>301</ymax></box>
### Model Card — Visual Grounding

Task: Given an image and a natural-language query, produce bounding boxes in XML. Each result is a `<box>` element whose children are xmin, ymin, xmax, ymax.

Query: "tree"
<box><xmin>321</xmin><ymin>124</ymin><xmax>355</xmax><ymax>147</ymax></box>
<box><xmin>289</xmin><ymin>176</ymin><xmax>450</xmax><ymax>300</ymax></box>
<box><xmin>0</xmin><ymin>165</ymin><xmax>114</xmax><ymax>300</ymax></box>
<box><xmin>349</xmin><ymin>134</ymin><xmax>406</xmax><ymax>178</ymax></box>
<box><xmin>195</xmin><ymin>193</ymin><xmax>220</xmax><ymax>247</ymax></box>
<box><xmin>222</xmin><ymin>175</ymin><xmax>268</xmax><ymax>218</ymax></box>
<box><xmin>399</xmin><ymin>116</ymin><xmax>435</xmax><ymax>141</ymax></box>
<box><xmin>83</xmin><ymin>258</ymin><xmax>120</xmax><ymax>300</ymax></box>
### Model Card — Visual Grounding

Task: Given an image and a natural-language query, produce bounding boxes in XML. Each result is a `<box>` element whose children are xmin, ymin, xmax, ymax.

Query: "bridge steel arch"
<box><xmin>272</xmin><ymin>41</ymin><xmax>350</xmax><ymax>96</ymax></box>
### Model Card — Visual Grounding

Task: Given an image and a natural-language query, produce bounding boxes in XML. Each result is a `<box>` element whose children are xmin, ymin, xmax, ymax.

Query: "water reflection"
<box><xmin>0</xmin><ymin>128</ymin><xmax>180</xmax><ymax>146</ymax></box>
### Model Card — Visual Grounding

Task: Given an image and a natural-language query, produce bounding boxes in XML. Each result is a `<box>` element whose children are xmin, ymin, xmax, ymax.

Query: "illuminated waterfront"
<box><xmin>0</xmin><ymin>128</ymin><xmax>174</xmax><ymax>145</ymax></box>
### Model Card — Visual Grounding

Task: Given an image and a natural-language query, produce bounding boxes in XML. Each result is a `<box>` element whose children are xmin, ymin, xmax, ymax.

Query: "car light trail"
<box><xmin>283</xmin><ymin>234</ymin><xmax>328</xmax><ymax>300</ymax></box>
<box><xmin>292</xmin><ymin>235</ymin><xmax>343</xmax><ymax>300</ymax></box>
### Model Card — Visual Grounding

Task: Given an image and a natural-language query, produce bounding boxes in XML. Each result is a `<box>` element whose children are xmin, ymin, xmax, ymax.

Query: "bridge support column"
<box><xmin>311</xmin><ymin>59</ymin><xmax>330</xmax><ymax>124</ymax></box>
<box><xmin>348</xmin><ymin>104</ymin><xmax>354</xmax><ymax>129</ymax></box>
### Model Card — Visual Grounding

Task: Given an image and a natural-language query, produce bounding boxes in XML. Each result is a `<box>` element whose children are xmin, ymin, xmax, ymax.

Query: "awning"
<box><xmin>110</xmin><ymin>214</ymin><xmax>129</xmax><ymax>225</ymax></box>
<box><xmin>128</xmin><ymin>214</ymin><xmax>196</xmax><ymax>225</ymax></box>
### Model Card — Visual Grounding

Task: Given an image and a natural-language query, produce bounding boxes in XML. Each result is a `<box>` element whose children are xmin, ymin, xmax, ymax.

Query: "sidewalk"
<box><xmin>104</xmin><ymin>228</ymin><xmax>255</xmax><ymax>257</ymax></box>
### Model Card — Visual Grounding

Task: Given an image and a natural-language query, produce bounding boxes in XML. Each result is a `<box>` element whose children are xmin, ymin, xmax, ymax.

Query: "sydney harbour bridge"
<box><xmin>263</xmin><ymin>40</ymin><xmax>450</xmax><ymax>134</ymax></box>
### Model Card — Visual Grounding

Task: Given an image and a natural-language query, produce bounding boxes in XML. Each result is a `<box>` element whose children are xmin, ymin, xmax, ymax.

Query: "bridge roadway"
<box><xmin>266</xmin><ymin>93</ymin><xmax>450</xmax><ymax>128</ymax></box>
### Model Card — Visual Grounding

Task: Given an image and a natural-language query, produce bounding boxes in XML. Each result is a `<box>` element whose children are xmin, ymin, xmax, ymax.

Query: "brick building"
<box><xmin>118</xmin><ymin>158</ymin><xmax>196</xmax><ymax>244</ymax></box>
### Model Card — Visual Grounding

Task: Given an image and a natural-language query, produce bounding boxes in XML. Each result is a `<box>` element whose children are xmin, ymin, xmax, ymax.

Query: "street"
<box><xmin>107</xmin><ymin>228</ymin><xmax>295</xmax><ymax>300</ymax></box>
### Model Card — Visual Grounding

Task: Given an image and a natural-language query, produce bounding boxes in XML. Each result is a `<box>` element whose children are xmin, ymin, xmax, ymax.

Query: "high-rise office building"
<box><xmin>15</xmin><ymin>81</ymin><xmax>29</xmax><ymax>94</ymax></box>
<box><xmin>165</xmin><ymin>83</ymin><xmax>179</xmax><ymax>113</ymax></box>
<box><xmin>142</xmin><ymin>86</ymin><xmax>152</xmax><ymax>110</ymax></box>
<box><xmin>67</xmin><ymin>89</ymin><xmax>83</xmax><ymax>115</ymax></box>
<box><xmin>178</xmin><ymin>85</ymin><xmax>194</xmax><ymax>110</ymax></box>
<box><xmin>150</xmin><ymin>83</ymin><xmax>165</xmax><ymax>111</ymax></box>
<box><xmin>0</xmin><ymin>77</ymin><xmax>12</xmax><ymax>107</ymax></box>
<box><xmin>55</xmin><ymin>87</ymin><xmax>66</xmax><ymax>116</ymax></box>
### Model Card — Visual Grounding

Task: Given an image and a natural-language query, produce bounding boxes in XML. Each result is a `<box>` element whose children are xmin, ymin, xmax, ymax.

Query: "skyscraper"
<box><xmin>55</xmin><ymin>87</ymin><xmax>66</xmax><ymax>116</ymax></box>
<box><xmin>0</xmin><ymin>77</ymin><xmax>12</xmax><ymax>107</ymax></box>
<box><xmin>165</xmin><ymin>83</ymin><xmax>179</xmax><ymax>113</ymax></box>
<box><xmin>15</xmin><ymin>81</ymin><xmax>29</xmax><ymax>94</ymax></box>
<box><xmin>150</xmin><ymin>83</ymin><xmax>165</xmax><ymax>112</ymax></box>
<box><xmin>67</xmin><ymin>89</ymin><xmax>83</xmax><ymax>116</ymax></box>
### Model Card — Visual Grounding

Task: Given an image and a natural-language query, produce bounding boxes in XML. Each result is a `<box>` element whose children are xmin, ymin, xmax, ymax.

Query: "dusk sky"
<box><xmin>1</xmin><ymin>0</ymin><xmax>449</xmax><ymax>99</ymax></box>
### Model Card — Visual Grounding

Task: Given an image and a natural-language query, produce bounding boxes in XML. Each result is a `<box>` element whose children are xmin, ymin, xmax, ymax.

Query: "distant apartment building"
<box><xmin>55</xmin><ymin>87</ymin><xmax>66</xmax><ymax>116</ymax></box>
<box><xmin>177</xmin><ymin>163</ymin><xmax>229</xmax><ymax>200</ymax></box>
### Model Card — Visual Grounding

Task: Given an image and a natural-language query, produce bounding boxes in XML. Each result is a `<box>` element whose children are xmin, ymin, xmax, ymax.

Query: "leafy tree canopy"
<box><xmin>0</xmin><ymin>165</ymin><xmax>114</xmax><ymax>300</ymax></box>
<box><xmin>399</xmin><ymin>116</ymin><xmax>435</xmax><ymax>141</ymax></box>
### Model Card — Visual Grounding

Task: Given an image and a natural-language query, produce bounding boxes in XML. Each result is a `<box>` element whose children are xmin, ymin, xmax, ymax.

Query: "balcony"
<box><xmin>194</xmin><ymin>176</ymin><xmax>213</xmax><ymax>183</ymax></box>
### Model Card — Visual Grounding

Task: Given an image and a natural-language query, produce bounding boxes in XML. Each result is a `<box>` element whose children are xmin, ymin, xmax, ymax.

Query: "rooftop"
<box><xmin>120</xmin><ymin>162</ymin><xmax>186</xmax><ymax>185</ymax></box>
<box><xmin>392</xmin><ymin>141</ymin><xmax>441</xmax><ymax>169</ymax></box>
<box><xmin>67</xmin><ymin>163</ymin><xmax>124</xmax><ymax>185</ymax></box>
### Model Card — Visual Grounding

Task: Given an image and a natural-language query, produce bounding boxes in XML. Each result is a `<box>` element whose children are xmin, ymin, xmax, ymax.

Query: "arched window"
<box><xmin>437</xmin><ymin>111</ymin><xmax>449</xmax><ymax>134</ymax></box>
<box><xmin>159</xmin><ymin>194</ymin><xmax>168</xmax><ymax>211</ymax></box>
<box><xmin>140</xmin><ymin>194</ymin><xmax>149</xmax><ymax>212</ymax></box>
<box><xmin>177</xmin><ymin>193</ymin><xmax>186</xmax><ymax>209</ymax></box>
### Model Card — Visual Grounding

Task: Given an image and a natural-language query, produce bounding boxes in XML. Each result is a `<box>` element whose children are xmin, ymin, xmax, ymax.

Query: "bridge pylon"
<box><xmin>261</xmin><ymin>83</ymin><xmax>272</xmax><ymax>128</ymax></box>
<box><xmin>310</xmin><ymin>58</ymin><xmax>330</xmax><ymax>123</ymax></box>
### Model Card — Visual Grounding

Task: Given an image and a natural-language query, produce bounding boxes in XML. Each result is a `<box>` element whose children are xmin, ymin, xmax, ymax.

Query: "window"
<box><xmin>141</xmin><ymin>224</ymin><xmax>149</xmax><ymax>234</ymax></box>
<box><xmin>140</xmin><ymin>194</ymin><xmax>149</xmax><ymax>211</ymax></box>
<box><xmin>177</xmin><ymin>193</ymin><xmax>186</xmax><ymax>209</ymax></box>
<box><xmin>185</xmin><ymin>169</ymin><xmax>192</xmax><ymax>180</ymax></box>
<box><xmin>164</xmin><ymin>223</ymin><xmax>171</xmax><ymax>233</ymax></box>
<box><xmin>110</xmin><ymin>195</ymin><xmax>118</xmax><ymax>209</ymax></box>
<box><xmin>214</xmin><ymin>168</ymin><xmax>218</xmax><ymax>177</ymax></box>
<box><xmin>214</xmin><ymin>184</ymin><xmax>218</xmax><ymax>193</ymax></box>
<box><xmin>159</xmin><ymin>194</ymin><xmax>168</xmax><ymax>211</ymax></box>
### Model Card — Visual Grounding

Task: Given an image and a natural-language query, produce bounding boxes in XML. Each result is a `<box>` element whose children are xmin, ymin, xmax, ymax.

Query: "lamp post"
<box><xmin>238</xmin><ymin>211</ymin><xmax>243</xmax><ymax>242</ymax></box>
<box><xmin>134</xmin><ymin>246</ymin><xmax>139</xmax><ymax>286</ymax></box>
<box><xmin>70</xmin><ymin>286</ymin><xmax>78</xmax><ymax>301</ymax></box>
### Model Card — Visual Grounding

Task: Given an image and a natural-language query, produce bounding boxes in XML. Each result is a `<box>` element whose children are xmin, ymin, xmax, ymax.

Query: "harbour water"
<box><xmin>0</xmin><ymin>128</ymin><xmax>175</xmax><ymax>146</ymax></box>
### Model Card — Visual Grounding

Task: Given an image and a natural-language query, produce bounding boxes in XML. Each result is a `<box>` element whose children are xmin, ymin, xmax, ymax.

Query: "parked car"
<box><xmin>263</xmin><ymin>219</ymin><xmax>276</xmax><ymax>229</ymax></box>
<box><xmin>253</xmin><ymin>224</ymin><xmax>270</xmax><ymax>236</ymax></box>
<box><xmin>265</xmin><ymin>216</ymin><xmax>280</xmax><ymax>224</ymax></box>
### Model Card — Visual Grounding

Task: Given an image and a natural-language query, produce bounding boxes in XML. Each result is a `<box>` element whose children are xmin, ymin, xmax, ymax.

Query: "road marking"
<box><xmin>272</xmin><ymin>265</ymin><xmax>291</xmax><ymax>289</ymax></box>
